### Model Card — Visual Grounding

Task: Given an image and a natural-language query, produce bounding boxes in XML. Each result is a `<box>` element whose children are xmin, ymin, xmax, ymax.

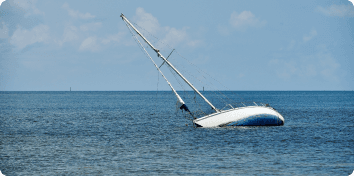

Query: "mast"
<box><xmin>121</xmin><ymin>14</ymin><xmax>219</xmax><ymax>112</ymax></box>
<box><xmin>127</xmin><ymin>23</ymin><xmax>186</xmax><ymax>108</ymax></box>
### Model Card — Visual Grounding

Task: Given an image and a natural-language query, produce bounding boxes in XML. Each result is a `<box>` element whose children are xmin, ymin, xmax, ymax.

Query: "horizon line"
<box><xmin>1</xmin><ymin>90</ymin><xmax>353</xmax><ymax>92</ymax></box>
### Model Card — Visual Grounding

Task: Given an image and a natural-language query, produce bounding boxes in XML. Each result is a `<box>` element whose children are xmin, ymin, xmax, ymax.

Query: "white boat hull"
<box><xmin>193</xmin><ymin>106</ymin><xmax>284</xmax><ymax>127</ymax></box>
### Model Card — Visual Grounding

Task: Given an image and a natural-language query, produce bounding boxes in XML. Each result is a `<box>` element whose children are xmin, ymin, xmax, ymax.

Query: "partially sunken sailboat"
<box><xmin>121</xmin><ymin>14</ymin><xmax>284</xmax><ymax>127</ymax></box>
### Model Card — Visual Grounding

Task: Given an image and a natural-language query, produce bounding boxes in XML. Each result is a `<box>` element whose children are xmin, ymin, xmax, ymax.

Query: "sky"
<box><xmin>0</xmin><ymin>0</ymin><xmax>353</xmax><ymax>91</ymax></box>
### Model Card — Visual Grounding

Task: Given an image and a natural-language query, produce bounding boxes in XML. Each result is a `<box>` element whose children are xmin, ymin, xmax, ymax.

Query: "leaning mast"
<box><xmin>121</xmin><ymin>13</ymin><xmax>219</xmax><ymax>112</ymax></box>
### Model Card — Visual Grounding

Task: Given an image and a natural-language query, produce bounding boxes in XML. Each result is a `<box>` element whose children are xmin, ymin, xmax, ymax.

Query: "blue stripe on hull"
<box><xmin>227</xmin><ymin>114</ymin><xmax>284</xmax><ymax>126</ymax></box>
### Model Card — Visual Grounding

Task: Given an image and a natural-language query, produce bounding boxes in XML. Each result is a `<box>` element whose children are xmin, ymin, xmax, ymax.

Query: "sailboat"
<box><xmin>121</xmin><ymin>14</ymin><xmax>284</xmax><ymax>127</ymax></box>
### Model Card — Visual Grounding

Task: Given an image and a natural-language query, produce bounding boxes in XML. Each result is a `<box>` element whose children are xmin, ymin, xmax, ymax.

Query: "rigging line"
<box><xmin>173</xmin><ymin>50</ymin><xmax>246</xmax><ymax>102</ymax></box>
<box><xmin>165</xmin><ymin>64</ymin><xmax>199</xmax><ymax>112</ymax></box>
<box><xmin>123</xmin><ymin>15</ymin><xmax>219</xmax><ymax>112</ymax></box>
<box><xmin>131</xmin><ymin>24</ymin><xmax>184</xmax><ymax>65</ymax></box>
<box><xmin>130</xmin><ymin>21</ymin><xmax>172</xmax><ymax>55</ymax></box>
<box><xmin>188</xmin><ymin>73</ymin><xmax>229</xmax><ymax>106</ymax></box>
<box><xmin>166</xmin><ymin>64</ymin><xmax>204</xmax><ymax>114</ymax></box>
<box><xmin>171</xmin><ymin>64</ymin><xmax>234</xmax><ymax>114</ymax></box>
<box><xmin>173</xmin><ymin>61</ymin><xmax>231</xmax><ymax>100</ymax></box>
<box><xmin>126</xmin><ymin>16</ymin><xmax>242</xmax><ymax>107</ymax></box>
<box><xmin>125</xmin><ymin>18</ymin><xmax>159</xmax><ymax>45</ymax></box>
<box><xmin>163</xmin><ymin>61</ymin><xmax>196</xmax><ymax>103</ymax></box>
<box><xmin>169</xmin><ymin>61</ymin><xmax>230</xmax><ymax>106</ymax></box>
<box><xmin>166</xmin><ymin>67</ymin><xmax>188</xmax><ymax>103</ymax></box>
<box><xmin>132</xmin><ymin>21</ymin><xmax>174</xmax><ymax>49</ymax></box>
<box><xmin>174</xmin><ymin>78</ymin><xmax>228</xmax><ymax>112</ymax></box>
<box><xmin>160</xmin><ymin>51</ymin><xmax>234</xmax><ymax>105</ymax></box>
<box><xmin>167</xmin><ymin>58</ymin><xmax>215</xmax><ymax>90</ymax></box>
<box><xmin>166</xmin><ymin>66</ymin><xmax>186</xmax><ymax>92</ymax></box>
<box><xmin>125</xmin><ymin>21</ymin><xmax>197</xmax><ymax>119</ymax></box>
<box><xmin>179</xmin><ymin>67</ymin><xmax>238</xmax><ymax>104</ymax></box>
<box><xmin>125</xmin><ymin>20</ymin><xmax>195</xmax><ymax>121</ymax></box>
<box><xmin>159</xmin><ymin>49</ymin><xmax>175</xmax><ymax>68</ymax></box>
<box><xmin>155</xmin><ymin>69</ymin><xmax>159</xmax><ymax>114</ymax></box>
<box><xmin>125</xmin><ymin>22</ymin><xmax>153</xmax><ymax>64</ymax></box>
<box><xmin>129</xmin><ymin>18</ymin><xmax>225</xmax><ymax>105</ymax></box>
<box><xmin>165</xmin><ymin>65</ymin><xmax>205</xmax><ymax>119</ymax></box>
<box><xmin>128</xmin><ymin>18</ymin><xmax>243</xmax><ymax>103</ymax></box>
<box><xmin>164</xmin><ymin>67</ymin><xmax>195</xmax><ymax>121</ymax></box>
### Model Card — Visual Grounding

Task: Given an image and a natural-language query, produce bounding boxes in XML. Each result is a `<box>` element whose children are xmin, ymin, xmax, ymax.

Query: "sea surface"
<box><xmin>0</xmin><ymin>91</ymin><xmax>353</xmax><ymax>175</ymax></box>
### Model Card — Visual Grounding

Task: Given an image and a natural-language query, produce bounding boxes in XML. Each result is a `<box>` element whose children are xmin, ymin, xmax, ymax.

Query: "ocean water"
<box><xmin>0</xmin><ymin>91</ymin><xmax>353</xmax><ymax>175</ymax></box>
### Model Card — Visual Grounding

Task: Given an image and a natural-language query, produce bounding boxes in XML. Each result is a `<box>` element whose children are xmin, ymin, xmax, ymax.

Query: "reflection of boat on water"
<box><xmin>121</xmin><ymin>14</ymin><xmax>284</xmax><ymax>127</ymax></box>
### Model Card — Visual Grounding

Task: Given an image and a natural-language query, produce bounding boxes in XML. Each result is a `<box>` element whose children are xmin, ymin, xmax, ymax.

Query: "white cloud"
<box><xmin>131</xmin><ymin>7</ymin><xmax>201</xmax><ymax>49</ymax></box>
<box><xmin>160</xmin><ymin>27</ymin><xmax>188</xmax><ymax>47</ymax></box>
<box><xmin>11</xmin><ymin>0</ymin><xmax>44</xmax><ymax>16</ymax></box>
<box><xmin>79</xmin><ymin>36</ymin><xmax>99</xmax><ymax>51</ymax></box>
<box><xmin>303</xmin><ymin>29</ymin><xmax>317</xmax><ymax>42</ymax></box>
<box><xmin>0</xmin><ymin>22</ymin><xmax>9</xmax><ymax>38</ymax></box>
<box><xmin>62</xmin><ymin>3</ymin><xmax>95</xmax><ymax>19</ymax></box>
<box><xmin>269</xmin><ymin>59</ymin><xmax>297</xmax><ymax>80</ymax></box>
<box><xmin>101</xmin><ymin>32</ymin><xmax>124</xmax><ymax>44</ymax></box>
<box><xmin>10</xmin><ymin>24</ymin><xmax>50</xmax><ymax>49</ymax></box>
<box><xmin>57</xmin><ymin>25</ymin><xmax>79</xmax><ymax>46</ymax></box>
<box><xmin>350</xmin><ymin>0</ymin><xmax>354</xmax><ymax>6</ymax></box>
<box><xmin>134</xmin><ymin>7</ymin><xmax>160</xmax><ymax>35</ymax></box>
<box><xmin>269</xmin><ymin>52</ymin><xmax>340</xmax><ymax>82</ymax></box>
<box><xmin>187</xmin><ymin>40</ymin><xmax>202</xmax><ymax>47</ymax></box>
<box><xmin>318</xmin><ymin>53</ymin><xmax>340</xmax><ymax>81</ymax></box>
<box><xmin>317</xmin><ymin>4</ymin><xmax>354</xmax><ymax>17</ymax></box>
<box><xmin>229</xmin><ymin>11</ymin><xmax>266</xmax><ymax>30</ymax></box>
<box><xmin>217</xmin><ymin>25</ymin><xmax>230</xmax><ymax>36</ymax></box>
<box><xmin>80</xmin><ymin>22</ymin><xmax>102</xmax><ymax>32</ymax></box>
<box><xmin>0</xmin><ymin>0</ymin><xmax>5</xmax><ymax>6</ymax></box>
<box><xmin>57</xmin><ymin>22</ymin><xmax>102</xmax><ymax>46</ymax></box>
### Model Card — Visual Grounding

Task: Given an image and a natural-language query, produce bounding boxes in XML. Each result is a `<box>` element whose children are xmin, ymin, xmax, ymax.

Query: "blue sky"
<box><xmin>0</xmin><ymin>0</ymin><xmax>353</xmax><ymax>91</ymax></box>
